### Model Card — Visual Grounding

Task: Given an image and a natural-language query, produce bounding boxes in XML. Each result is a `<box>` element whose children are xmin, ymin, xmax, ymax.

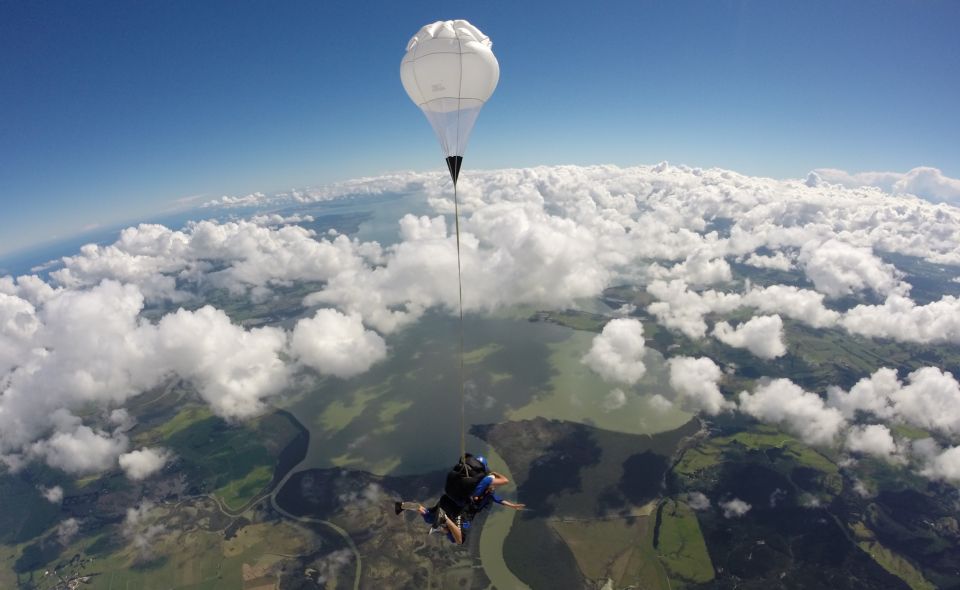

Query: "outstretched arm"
<box><xmin>489</xmin><ymin>471</ymin><xmax>510</xmax><ymax>487</ymax></box>
<box><xmin>499</xmin><ymin>499</ymin><xmax>526</xmax><ymax>510</ymax></box>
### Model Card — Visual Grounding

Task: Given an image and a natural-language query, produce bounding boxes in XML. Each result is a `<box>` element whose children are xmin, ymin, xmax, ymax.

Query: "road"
<box><xmin>212</xmin><ymin>454</ymin><xmax>364</xmax><ymax>590</ymax></box>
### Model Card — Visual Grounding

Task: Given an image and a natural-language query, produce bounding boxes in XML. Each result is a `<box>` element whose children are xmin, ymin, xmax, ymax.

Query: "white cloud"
<box><xmin>153</xmin><ymin>306</ymin><xmax>291</xmax><ymax>418</ymax></box>
<box><xmin>204</xmin><ymin>170</ymin><xmax>437</xmax><ymax>209</ymax></box>
<box><xmin>743</xmin><ymin>251</ymin><xmax>794</xmax><ymax>271</ymax></box>
<box><xmin>582</xmin><ymin>319</ymin><xmax>647</xmax><ymax>385</ymax></box>
<box><xmin>720</xmin><ymin>498</ymin><xmax>751</xmax><ymax>518</ymax></box>
<box><xmin>921</xmin><ymin>445</ymin><xmax>960</xmax><ymax>483</ymax></box>
<box><xmin>601</xmin><ymin>388</ymin><xmax>628</xmax><ymax>411</ymax></box>
<box><xmin>814</xmin><ymin>166</ymin><xmax>960</xmax><ymax>205</ymax></box>
<box><xmin>687</xmin><ymin>492</ymin><xmax>711</xmax><ymax>511</ymax></box>
<box><xmin>29</xmin><ymin>423</ymin><xmax>128</xmax><ymax>475</ymax></box>
<box><xmin>826</xmin><ymin>367</ymin><xmax>900</xmax><ymax>420</ymax></box>
<box><xmin>0</xmin><ymin>292</ymin><xmax>39</xmax><ymax>375</ymax></box>
<box><xmin>713</xmin><ymin>315</ymin><xmax>787</xmax><ymax>359</ymax></box>
<box><xmin>50</xmin><ymin>221</ymin><xmax>369</xmax><ymax>304</ymax></box>
<box><xmin>852</xmin><ymin>479</ymin><xmax>872</xmax><ymax>498</ymax></box>
<box><xmin>890</xmin><ymin>367</ymin><xmax>960</xmax><ymax>437</ymax></box>
<box><xmin>893</xmin><ymin>167</ymin><xmax>960</xmax><ymax>204</ymax></box>
<box><xmin>291</xmin><ymin>309</ymin><xmax>387</xmax><ymax>379</ymax></box>
<box><xmin>741</xmin><ymin>285</ymin><xmax>840</xmax><ymax>329</ymax></box>
<box><xmin>57</xmin><ymin>518</ymin><xmax>80</xmax><ymax>546</ymax></box>
<box><xmin>315</xmin><ymin>549</ymin><xmax>355</xmax><ymax>585</ymax></box>
<box><xmin>844</xmin><ymin>424</ymin><xmax>900</xmax><ymax>462</ymax></box>
<box><xmin>0</xmin><ymin>281</ymin><xmax>290</xmax><ymax>474</ymax></box>
<box><xmin>769</xmin><ymin>488</ymin><xmax>787</xmax><ymax>507</ymax></box>
<box><xmin>649</xmin><ymin>250</ymin><xmax>732</xmax><ymax>286</ymax></box>
<box><xmin>648</xmin><ymin>393</ymin><xmax>674</xmax><ymax>412</ymax></box>
<box><xmin>841</xmin><ymin>295</ymin><xmax>960</xmax><ymax>344</ymax></box>
<box><xmin>828</xmin><ymin>367</ymin><xmax>960</xmax><ymax>437</ymax></box>
<box><xmin>666</xmin><ymin>356</ymin><xmax>732</xmax><ymax>415</ymax></box>
<box><xmin>0</xmin><ymin>274</ymin><xmax>59</xmax><ymax>305</ymax></box>
<box><xmin>738</xmin><ymin>379</ymin><xmax>846</xmax><ymax>446</ymax></box>
<box><xmin>109</xmin><ymin>408</ymin><xmax>135</xmax><ymax>432</ymax></box>
<box><xmin>123</xmin><ymin>500</ymin><xmax>166</xmax><ymax>562</ymax></box>
<box><xmin>119</xmin><ymin>447</ymin><xmax>171</xmax><ymax>480</ymax></box>
<box><xmin>5</xmin><ymin>162</ymin><xmax>960</xmax><ymax>479</ymax></box>
<box><xmin>647</xmin><ymin>280</ymin><xmax>742</xmax><ymax>339</ymax></box>
<box><xmin>40</xmin><ymin>485</ymin><xmax>63</xmax><ymax>504</ymax></box>
<box><xmin>337</xmin><ymin>482</ymin><xmax>385</xmax><ymax>512</ymax></box>
<box><xmin>799</xmin><ymin>239</ymin><xmax>905</xmax><ymax>299</ymax></box>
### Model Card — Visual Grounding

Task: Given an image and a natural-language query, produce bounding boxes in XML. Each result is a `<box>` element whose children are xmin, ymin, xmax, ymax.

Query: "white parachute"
<box><xmin>400</xmin><ymin>19</ymin><xmax>499</xmax><ymax>183</ymax></box>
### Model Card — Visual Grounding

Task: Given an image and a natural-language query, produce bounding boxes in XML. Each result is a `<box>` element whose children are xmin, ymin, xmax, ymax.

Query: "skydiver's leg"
<box><xmin>393</xmin><ymin>501</ymin><xmax>424</xmax><ymax>515</ymax></box>
<box><xmin>444</xmin><ymin>514</ymin><xmax>463</xmax><ymax>544</ymax></box>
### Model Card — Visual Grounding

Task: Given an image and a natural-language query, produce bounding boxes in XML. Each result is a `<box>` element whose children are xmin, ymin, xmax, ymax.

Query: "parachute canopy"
<box><xmin>400</xmin><ymin>20</ymin><xmax>499</xmax><ymax>182</ymax></box>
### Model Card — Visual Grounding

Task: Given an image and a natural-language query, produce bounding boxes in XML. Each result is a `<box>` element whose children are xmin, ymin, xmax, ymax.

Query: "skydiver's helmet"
<box><xmin>445</xmin><ymin>453</ymin><xmax>490</xmax><ymax>505</ymax></box>
<box><xmin>474</xmin><ymin>455</ymin><xmax>489</xmax><ymax>472</ymax></box>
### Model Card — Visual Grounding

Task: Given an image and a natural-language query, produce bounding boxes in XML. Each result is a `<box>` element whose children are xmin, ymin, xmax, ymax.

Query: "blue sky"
<box><xmin>1</xmin><ymin>0</ymin><xmax>958</xmax><ymax>257</ymax></box>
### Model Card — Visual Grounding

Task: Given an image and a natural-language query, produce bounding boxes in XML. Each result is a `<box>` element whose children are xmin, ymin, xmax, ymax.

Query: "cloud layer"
<box><xmin>814</xmin><ymin>166</ymin><xmax>960</xmax><ymax>205</ymax></box>
<box><xmin>3</xmin><ymin>162</ymin><xmax>960</xmax><ymax>483</ymax></box>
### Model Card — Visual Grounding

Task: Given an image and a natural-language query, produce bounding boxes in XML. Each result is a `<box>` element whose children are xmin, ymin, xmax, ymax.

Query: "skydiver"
<box><xmin>394</xmin><ymin>454</ymin><xmax>523</xmax><ymax>544</ymax></box>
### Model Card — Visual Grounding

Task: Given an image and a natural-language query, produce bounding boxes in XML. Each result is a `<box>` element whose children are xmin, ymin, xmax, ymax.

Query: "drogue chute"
<box><xmin>400</xmin><ymin>19</ymin><xmax>499</xmax><ymax>184</ymax></box>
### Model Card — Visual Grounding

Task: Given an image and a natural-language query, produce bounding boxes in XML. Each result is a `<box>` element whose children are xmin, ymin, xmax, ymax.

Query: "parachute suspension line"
<box><xmin>453</xmin><ymin>179</ymin><xmax>467</xmax><ymax>468</ymax></box>
<box><xmin>454</xmin><ymin>28</ymin><xmax>468</xmax><ymax>470</ymax></box>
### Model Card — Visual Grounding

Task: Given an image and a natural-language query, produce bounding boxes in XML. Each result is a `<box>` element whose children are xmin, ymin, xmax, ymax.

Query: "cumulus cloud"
<box><xmin>827</xmin><ymin>367</ymin><xmax>900</xmax><ymax>420</ymax></box>
<box><xmin>814</xmin><ymin>166</ymin><xmax>960</xmax><ymax>205</ymax></box>
<box><xmin>921</xmin><ymin>445</ymin><xmax>960</xmax><ymax>483</ymax></box>
<box><xmin>50</xmin><ymin>220</ymin><xmax>370</xmax><ymax>304</ymax></box>
<box><xmin>109</xmin><ymin>408</ymin><xmax>135</xmax><ymax>432</ymax></box>
<box><xmin>337</xmin><ymin>482</ymin><xmax>385</xmax><ymax>511</ymax></box>
<box><xmin>738</xmin><ymin>379</ymin><xmax>846</xmax><ymax>446</ymax></box>
<box><xmin>582</xmin><ymin>319</ymin><xmax>647</xmax><ymax>385</ymax></box>
<box><xmin>0</xmin><ymin>292</ymin><xmax>40</xmax><ymax>375</ymax></box>
<box><xmin>891</xmin><ymin>368</ymin><xmax>960</xmax><ymax>436</ymax></box>
<box><xmin>29</xmin><ymin>423</ymin><xmax>128</xmax><ymax>475</ymax></box>
<box><xmin>743</xmin><ymin>251</ymin><xmax>794</xmax><ymax>271</ymax></box>
<box><xmin>666</xmin><ymin>356</ymin><xmax>733</xmax><ymax>415</ymax></box>
<box><xmin>119</xmin><ymin>447</ymin><xmax>171</xmax><ymax>480</ymax></box>
<box><xmin>720</xmin><ymin>498</ymin><xmax>752</xmax><ymax>518</ymax></box>
<box><xmin>291</xmin><ymin>309</ymin><xmax>387</xmax><ymax>379</ymax></box>
<box><xmin>123</xmin><ymin>501</ymin><xmax>166</xmax><ymax>563</ymax></box>
<box><xmin>649</xmin><ymin>250</ymin><xmax>732</xmax><ymax>286</ymax></box>
<box><xmin>153</xmin><ymin>306</ymin><xmax>291</xmax><ymax>418</ymax></box>
<box><xmin>601</xmin><ymin>388</ymin><xmax>628</xmax><ymax>411</ymax></box>
<box><xmin>0</xmin><ymin>280</ymin><xmax>290</xmax><ymax>474</ymax></box>
<box><xmin>713</xmin><ymin>315</ymin><xmax>787</xmax><ymax>359</ymax></box>
<box><xmin>841</xmin><ymin>295</ymin><xmax>960</xmax><ymax>344</ymax></box>
<box><xmin>5</xmin><ymin>162</ymin><xmax>960</xmax><ymax>478</ymax></box>
<box><xmin>844</xmin><ymin>424</ymin><xmax>901</xmax><ymax>462</ymax></box>
<box><xmin>40</xmin><ymin>485</ymin><xmax>63</xmax><ymax>504</ymax></box>
<box><xmin>741</xmin><ymin>285</ymin><xmax>840</xmax><ymax>329</ymax></box>
<box><xmin>0</xmin><ymin>274</ymin><xmax>59</xmax><ymax>305</ymax></box>
<box><xmin>799</xmin><ymin>239</ymin><xmax>905</xmax><ymax>299</ymax></box>
<box><xmin>56</xmin><ymin>518</ymin><xmax>80</xmax><ymax>546</ymax></box>
<box><xmin>828</xmin><ymin>367</ymin><xmax>960</xmax><ymax>437</ymax></box>
<box><xmin>852</xmin><ymin>479</ymin><xmax>872</xmax><ymax>498</ymax></box>
<box><xmin>648</xmin><ymin>394</ymin><xmax>674</xmax><ymax>412</ymax></box>
<box><xmin>30</xmin><ymin>164</ymin><xmax>960</xmax><ymax>340</ymax></box>
<box><xmin>647</xmin><ymin>280</ymin><xmax>741</xmax><ymax>339</ymax></box>
<box><xmin>204</xmin><ymin>170</ymin><xmax>437</xmax><ymax>209</ymax></box>
<box><xmin>314</xmin><ymin>549</ymin><xmax>355</xmax><ymax>585</ymax></box>
<box><xmin>688</xmin><ymin>491</ymin><xmax>711</xmax><ymax>511</ymax></box>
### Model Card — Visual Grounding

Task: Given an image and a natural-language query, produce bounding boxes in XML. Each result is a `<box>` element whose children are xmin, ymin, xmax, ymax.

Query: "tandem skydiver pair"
<box><xmin>393</xmin><ymin>453</ymin><xmax>525</xmax><ymax>544</ymax></box>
